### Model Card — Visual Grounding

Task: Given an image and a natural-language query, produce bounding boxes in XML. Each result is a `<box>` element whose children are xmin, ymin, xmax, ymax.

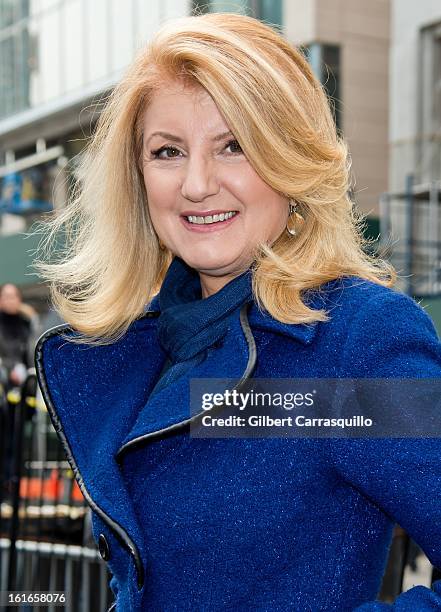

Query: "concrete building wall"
<box><xmin>390</xmin><ymin>0</ymin><xmax>441</xmax><ymax>191</ymax></box>
<box><xmin>283</xmin><ymin>0</ymin><xmax>316</xmax><ymax>45</ymax></box>
<box><xmin>284</xmin><ymin>0</ymin><xmax>390</xmax><ymax>217</ymax></box>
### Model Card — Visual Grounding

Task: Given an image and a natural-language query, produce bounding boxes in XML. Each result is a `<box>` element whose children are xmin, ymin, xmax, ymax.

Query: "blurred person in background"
<box><xmin>0</xmin><ymin>283</ymin><xmax>36</xmax><ymax>492</ymax></box>
<box><xmin>0</xmin><ymin>283</ymin><xmax>34</xmax><ymax>389</ymax></box>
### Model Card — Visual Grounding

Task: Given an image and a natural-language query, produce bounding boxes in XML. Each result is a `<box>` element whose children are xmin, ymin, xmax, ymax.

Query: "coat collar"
<box><xmin>247</xmin><ymin>301</ymin><xmax>318</xmax><ymax>345</ymax></box>
<box><xmin>115</xmin><ymin>301</ymin><xmax>257</xmax><ymax>459</ymax></box>
<box><xmin>113</xmin><ymin>288</ymin><xmax>322</xmax><ymax>457</ymax></box>
<box><xmin>147</xmin><ymin>288</ymin><xmax>320</xmax><ymax>346</ymax></box>
<box><xmin>148</xmin><ymin>272</ymin><xmax>351</xmax><ymax>347</ymax></box>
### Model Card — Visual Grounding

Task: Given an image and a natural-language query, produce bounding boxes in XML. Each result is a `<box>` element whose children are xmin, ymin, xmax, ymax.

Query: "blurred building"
<box><xmin>285</xmin><ymin>0</ymin><xmax>390</xmax><ymax>243</ymax></box>
<box><xmin>382</xmin><ymin>0</ymin><xmax>441</xmax><ymax>328</ymax></box>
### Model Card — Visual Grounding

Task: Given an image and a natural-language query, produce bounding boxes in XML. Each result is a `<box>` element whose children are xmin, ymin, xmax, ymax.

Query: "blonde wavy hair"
<box><xmin>34</xmin><ymin>12</ymin><xmax>396</xmax><ymax>345</ymax></box>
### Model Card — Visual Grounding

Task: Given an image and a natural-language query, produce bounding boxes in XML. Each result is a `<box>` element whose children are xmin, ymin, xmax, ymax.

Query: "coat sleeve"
<box><xmin>328</xmin><ymin>289</ymin><xmax>441</xmax><ymax>611</ymax></box>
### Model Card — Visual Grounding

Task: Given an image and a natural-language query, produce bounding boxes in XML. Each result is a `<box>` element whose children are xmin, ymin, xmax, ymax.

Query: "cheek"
<box><xmin>245</xmin><ymin>187</ymin><xmax>286</xmax><ymax>230</ymax></box>
<box><xmin>143</xmin><ymin>174</ymin><xmax>176</xmax><ymax>222</ymax></box>
<box><xmin>251</xmin><ymin>207</ymin><xmax>285</xmax><ymax>241</ymax></box>
<box><xmin>233</xmin><ymin>170</ymin><xmax>285</xmax><ymax>220</ymax></box>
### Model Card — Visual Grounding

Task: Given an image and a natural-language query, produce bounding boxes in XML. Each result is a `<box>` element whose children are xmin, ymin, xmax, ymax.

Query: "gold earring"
<box><xmin>286</xmin><ymin>199</ymin><xmax>298</xmax><ymax>237</ymax></box>
<box><xmin>158</xmin><ymin>238</ymin><xmax>166</xmax><ymax>250</ymax></box>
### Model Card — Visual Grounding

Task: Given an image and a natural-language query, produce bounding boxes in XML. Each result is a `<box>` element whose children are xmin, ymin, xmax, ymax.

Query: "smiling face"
<box><xmin>141</xmin><ymin>79</ymin><xmax>289</xmax><ymax>297</ymax></box>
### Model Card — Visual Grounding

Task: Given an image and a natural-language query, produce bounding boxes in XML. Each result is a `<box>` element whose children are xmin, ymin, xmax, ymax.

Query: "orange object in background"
<box><xmin>19</xmin><ymin>469</ymin><xmax>84</xmax><ymax>503</ymax></box>
<box><xmin>71</xmin><ymin>478</ymin><xmax>83</xmax><ymax>502</ymax></box>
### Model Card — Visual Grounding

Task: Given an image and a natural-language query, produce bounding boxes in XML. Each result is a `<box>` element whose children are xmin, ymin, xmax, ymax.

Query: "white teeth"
<box><xmin>186</xmin><ymin>211</ymin><xmax>237</xmax><ymax>224</ymax></box>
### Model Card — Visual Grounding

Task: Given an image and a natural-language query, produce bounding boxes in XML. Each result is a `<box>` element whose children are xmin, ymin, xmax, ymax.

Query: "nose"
<box><xmin>181</xmin><ymin>154</ymin><xmax>220</xmax><ymax>202</ymax></box>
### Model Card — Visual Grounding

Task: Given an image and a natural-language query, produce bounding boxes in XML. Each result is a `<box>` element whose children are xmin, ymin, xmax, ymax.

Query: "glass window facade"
<box><xmin>192</xmin><ymin>0</ymin><xmax>282</xmax><ymax>29</ymax></box>
<box><xmin>0</xmin><ymin>0</ymin><xmax>179</xmax><ymax>123</ymax></box>
<box><xmin>0</xmin><ymin>0</ymin><xmax>31</xmax><ymax>119</ymax></box>
<box><xmin>419</xmin><ymin>22</ymin><xmax>441</xmax><ymax>181</ymax></box>
<box><xmin>301</xmin><ymin>43</ymin><xmax>342</xmax><ymax>133</ymax></box>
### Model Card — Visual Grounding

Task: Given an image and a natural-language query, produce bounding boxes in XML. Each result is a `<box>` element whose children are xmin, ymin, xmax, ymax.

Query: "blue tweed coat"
<box><xmin>34</xmin><ymin>275</ymin><xmax>441</xmax><ymax>611</ymax></box>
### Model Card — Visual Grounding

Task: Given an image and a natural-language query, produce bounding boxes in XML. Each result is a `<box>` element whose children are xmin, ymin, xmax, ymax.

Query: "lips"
<box><xmin>180</xmin><ymin>209</ymin><xmax>239</xmax><ymax>217</ymax></box>
<box><xmin>180</xmin><ymin>211</ymin><xmax>240</xmax><ymax>232</ymax></box>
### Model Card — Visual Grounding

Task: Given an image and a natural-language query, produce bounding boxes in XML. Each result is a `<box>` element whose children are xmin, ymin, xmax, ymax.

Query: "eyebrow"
<box><xmin>145</xmin><ymin>130</ymin><xmax>234</xmax><ymax>145</ymax></box>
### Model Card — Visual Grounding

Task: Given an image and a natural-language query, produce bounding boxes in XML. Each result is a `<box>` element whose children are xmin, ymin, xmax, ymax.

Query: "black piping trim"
<box><xmin>115</xmin><ymin>301</ymin><xmax>257</xmax><ymax>462</ymax></box>
<box><xmin>34</xmin><ymin>314</ymin><xmax>160</xmax><ymax>590</ymax></box>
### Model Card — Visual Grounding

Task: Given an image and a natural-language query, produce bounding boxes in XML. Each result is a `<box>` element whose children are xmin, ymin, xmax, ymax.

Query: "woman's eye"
<box><xmin>225</xmin><ymin>139</ymin><xmax>243</xmax><ymax>155</ymax></box>
<box><xmin>150</xmin><ymin>139</ymin><xmax>243</xmax><ymax>160</ymax></box>
<box><xmin>151</xmin><ymin>146</ymin><xmax>181</xmax><ymax>160</ymax></box>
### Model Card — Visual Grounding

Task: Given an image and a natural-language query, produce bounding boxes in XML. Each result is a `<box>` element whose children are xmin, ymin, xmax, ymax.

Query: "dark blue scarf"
<box><xmin>157</xmin><ymin>256</ymin><xmax>254</xmax><ymax>364</ymax></box>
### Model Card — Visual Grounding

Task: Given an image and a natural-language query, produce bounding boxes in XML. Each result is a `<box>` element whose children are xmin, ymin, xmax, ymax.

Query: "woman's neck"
<box><xmin>199</xmin><ymin>268</ymin><xmax>251</xmax><ymax>298</ymax></box>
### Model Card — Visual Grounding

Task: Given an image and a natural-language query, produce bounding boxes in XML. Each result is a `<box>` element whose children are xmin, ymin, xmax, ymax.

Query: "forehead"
<box><xmin>153</xmin><ymin>78</ymin><xmax>207</xmax><ymax>101</ymax></box>
<box><xmin>1</xmin><ymin>285</ymin><xmax>20</xmax><ymax>298</ymax></box>
<box><xmin>142</xmin><ymin>79</ymin><xmax>225</xmax><ymax>129</ymax></box>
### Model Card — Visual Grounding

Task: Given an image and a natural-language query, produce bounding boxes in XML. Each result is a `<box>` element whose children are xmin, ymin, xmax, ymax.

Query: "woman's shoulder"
<box><xmin>313</xmin><ymin>275</ymin><xmax>437</xmax><ymax>335</ymax></box>
<box><xmin>320</xmin><ymin>275</ymin><xmax>441</xmax><ymax>377</ymax></box>
<box><xmin>249</xmin><ymin>275</ymin><xmax>439</xmax><ymax>355</ymax></box>
<box><xmin>312</xmin><ymin>274</ymin><xmax>408</xmax><ymax>307</ymax></box>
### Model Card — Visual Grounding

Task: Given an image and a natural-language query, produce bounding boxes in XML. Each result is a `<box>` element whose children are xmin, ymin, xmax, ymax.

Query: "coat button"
<box><xmin>98</xmin><ymin>533</ymin><xmax>111</xmax><ymax>561</ymax></box>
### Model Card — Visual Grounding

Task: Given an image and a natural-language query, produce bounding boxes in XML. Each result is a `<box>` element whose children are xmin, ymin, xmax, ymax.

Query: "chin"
<box><xmin>183</xmin><ymin>252</ymin><xmax>239</xmax><ymax>275</ymax></box>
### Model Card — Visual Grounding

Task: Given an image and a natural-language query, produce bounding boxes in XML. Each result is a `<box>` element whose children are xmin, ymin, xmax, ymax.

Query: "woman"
<box><xmin>34</xmin><ymin>13</ymin><xmax>441</xmax><ymax>612</ymax></box>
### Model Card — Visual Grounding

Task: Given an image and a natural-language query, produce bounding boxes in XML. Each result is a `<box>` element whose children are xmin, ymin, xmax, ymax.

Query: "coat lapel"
<box><xmin>115</xmin><ymin>302</ymin><xmax>256</xmax><ymax>459</ymax></box>
<box><xmin>34</xmin><ymin>312</ymin><xmax>165</xmax><ymax>589</ymax></box>
<box><xmin>34</xmin><ymin>302</ymin><xmax>256</xmax><ymax>589</ymax></box>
